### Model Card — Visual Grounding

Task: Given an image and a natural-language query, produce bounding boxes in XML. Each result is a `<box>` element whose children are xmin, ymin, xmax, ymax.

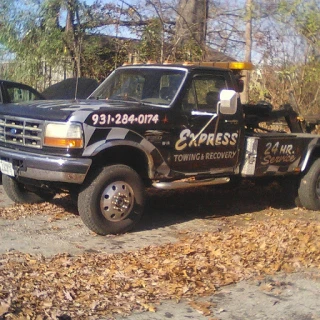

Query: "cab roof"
<box><xmin>121</xmin><ymin>61</ymin><xmax>254</xmax><ymax>72</ymax></box>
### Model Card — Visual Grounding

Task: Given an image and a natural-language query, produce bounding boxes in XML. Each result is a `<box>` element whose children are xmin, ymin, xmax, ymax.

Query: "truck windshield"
<box><xmin>89</xmin><ymin>67</ymin><xmax>187</xmax><ymax>106</ymax></box>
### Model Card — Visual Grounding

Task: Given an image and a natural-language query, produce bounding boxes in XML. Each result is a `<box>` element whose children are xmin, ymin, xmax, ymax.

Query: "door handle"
<box><xmin>224</xmin><ymin>119</ymin><xmax>238</xmax><ymax>124</ymax></box>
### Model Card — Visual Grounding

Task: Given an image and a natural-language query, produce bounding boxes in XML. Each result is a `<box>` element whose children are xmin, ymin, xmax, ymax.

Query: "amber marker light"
<box><xmin>44</xmin><ymin>123</ymin><xmax>84</xmax><ymax>148</ymax></box>
<box><xmin>228</xmin><ymin>61</ymin><xmax>254</xmax><ymax>70</ymax></box>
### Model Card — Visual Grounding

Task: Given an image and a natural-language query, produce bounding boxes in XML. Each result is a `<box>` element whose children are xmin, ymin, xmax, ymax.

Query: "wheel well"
<box><xmin>302</xmin><ymin>147</ymin><xmax>320</xmax><ymax>172</ymax></box>
<box><xmin>90</xmin><ymin>146</ymin><xmax>151</xmax><ymax>182</ymax></box>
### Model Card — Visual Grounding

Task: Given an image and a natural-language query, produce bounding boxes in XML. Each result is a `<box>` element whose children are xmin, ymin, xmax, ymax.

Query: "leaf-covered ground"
<box><xmin>1</xmin><ymin>217</ymin><xmax>320</xmax><ymax>319</ymax></box>
<box><xmin>1</xmin><ymin>184</ymin><xmax>320</xmax><ymax>319</ymax></box>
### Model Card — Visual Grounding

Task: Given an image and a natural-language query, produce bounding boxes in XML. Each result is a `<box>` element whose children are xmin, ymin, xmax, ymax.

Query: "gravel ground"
<box><xmin>1</xmin><ymin>183</ymin><xmax>320</xmax><ymax>320</ymax></box>
<box><xmin>113</xmin><ymin>271</ymin><xmax>320</xmax><ymax>320</ymax></box>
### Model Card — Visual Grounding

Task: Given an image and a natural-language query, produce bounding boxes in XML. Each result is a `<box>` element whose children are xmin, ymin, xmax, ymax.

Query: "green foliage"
<box><xmin>0</xmin><ymin>0</ymin><xmax>65</xmax><ymax>88</ymax></box>
<box><xmin>0</xmin><ymin>0</ymin><xmax>138</xmax><ymax>88</ymax></box>
<box><xmin>293</xmin><ymin>1</ymin><xmax>320</xmax><ymax>45</ymax></box>
<box><xmin>80</xmin><ymin>36</ymin><xmax>130</xmax><ymax>81</ymax></box>
<box><xmin>137</xmin><ymin>18</ymin><xmax>163</xmax><ymax>62</ymax></box>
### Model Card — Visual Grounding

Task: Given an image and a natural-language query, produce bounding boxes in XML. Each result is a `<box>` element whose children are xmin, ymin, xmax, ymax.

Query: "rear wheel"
<box><xmin>2</xmin><ymin>175</ymin><xmax>56</xmax><ymax>203</ymax></box>
<box><xmin>298</xmin><ymin>158</ymin><xmax>320</xmax><ymax>210</ymax></box>
<box><xmin>78</xmin><ymin>165</ymin><xmax>145</xmax><ymax>235</ymax></box>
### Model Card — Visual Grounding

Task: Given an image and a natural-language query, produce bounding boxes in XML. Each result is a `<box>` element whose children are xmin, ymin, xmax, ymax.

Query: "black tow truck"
<box><xmin>0</xmin><ymin>61</ymin><xmax>319</xmax><ymax>235</ymax></box>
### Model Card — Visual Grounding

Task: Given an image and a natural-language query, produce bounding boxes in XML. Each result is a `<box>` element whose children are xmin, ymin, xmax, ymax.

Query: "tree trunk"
<box><xmin>65</xmin><ymin>0</ymin><xmax>82</xmax><ymax>78</ymax></box>
<box><xmin>174</xmin><ymin>0</ymin><xmax>208</xmax><ymax>59</ymax></box>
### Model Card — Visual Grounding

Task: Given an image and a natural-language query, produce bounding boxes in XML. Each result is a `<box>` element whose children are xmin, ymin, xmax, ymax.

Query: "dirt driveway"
<box><xmin>1</xmin><ymin>182</ymin><xmax>320</xmax><ymax>319</ymax></box>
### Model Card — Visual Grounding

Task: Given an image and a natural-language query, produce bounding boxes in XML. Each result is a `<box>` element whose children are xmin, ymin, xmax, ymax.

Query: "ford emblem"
<box><xmin>10</xmin><ymin>128</ymin><xmax>17</xmax><ymax>134</ymax></box>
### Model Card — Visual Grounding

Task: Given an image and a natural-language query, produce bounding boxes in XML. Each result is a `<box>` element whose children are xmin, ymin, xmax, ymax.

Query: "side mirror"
<box><xmin>219</xmin><ymin>90</ymin><xmax>238</xmax><ymax>115</ymax></box>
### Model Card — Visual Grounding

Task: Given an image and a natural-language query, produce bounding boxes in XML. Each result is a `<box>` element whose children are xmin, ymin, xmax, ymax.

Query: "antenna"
<box><xmin>74</xmin><ymin>41</ymin><xmax>82</xmax><ymax>100</ymax></box>
<box><xmin>74</xmin><ymin>72</ymin><xmax>79</xmax><ymax>100</ymax></box>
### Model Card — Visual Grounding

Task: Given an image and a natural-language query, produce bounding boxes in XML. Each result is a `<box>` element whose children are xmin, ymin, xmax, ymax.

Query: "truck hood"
<box><xmin>0</xmin><ymin>99</ymin><xmax>149</xmax><ymax>121</ymax></box>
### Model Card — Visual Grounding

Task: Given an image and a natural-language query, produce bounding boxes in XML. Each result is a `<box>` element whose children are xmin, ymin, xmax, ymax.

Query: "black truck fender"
<box><xmin>299</xmin><ymin>140</ymin><xmax>320</xmax><ymax>173</ymax></box>
<box><xmin>82</xmin><ymin>128</ymin><xmax>170</xmax><ymax>180</ymax></box>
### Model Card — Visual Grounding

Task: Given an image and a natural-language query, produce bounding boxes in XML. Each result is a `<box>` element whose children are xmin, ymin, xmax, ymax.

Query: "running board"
<box><xmin>152</xmin><ymin>177</ymin><xmax>230</xmax><ymax>190</ymax></box>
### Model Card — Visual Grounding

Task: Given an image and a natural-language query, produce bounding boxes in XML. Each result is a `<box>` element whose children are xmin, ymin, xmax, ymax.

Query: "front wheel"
<box><xmin>298</xmin><ymin>158</ymin><xmax>320</xmax><ymax>210</ymax></box>
<box><xmin>78</xmin><ymin>165</ymin><xmax>145</xmax><ymax>235</ymax></box>
<box><xmin>2</xmin><ymin>175</ymin><xmax>56</xmax><ymax>203</ymax></box>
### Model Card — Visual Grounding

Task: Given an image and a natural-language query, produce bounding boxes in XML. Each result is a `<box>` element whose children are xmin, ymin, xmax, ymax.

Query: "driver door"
<box><xmin>170</xmin><ymin>73</ymin><xmax>242</xmax><ymax>175</ymax></box>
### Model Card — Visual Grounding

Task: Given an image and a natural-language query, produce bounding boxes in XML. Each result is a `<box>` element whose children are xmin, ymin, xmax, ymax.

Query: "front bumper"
<box><xmin>0</xmin><ymin>147</ymin><xmax>92</xmax><ymax>184</ymax></box>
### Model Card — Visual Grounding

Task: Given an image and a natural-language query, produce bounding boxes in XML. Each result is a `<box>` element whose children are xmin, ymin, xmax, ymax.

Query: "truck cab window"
<box><xmin>7</xmin><ymin>86</ymin><xmax>38</xmax><ymax>103</ymax></box>
<box><xmin>91</xmin><ymin>68</ymin><xmax>186</xmax><ymax>106</ymax></box>
<box><xmin>182</xmin><ymin>75</ymin><xmax>227</xmax><ymax>113</ymax></box>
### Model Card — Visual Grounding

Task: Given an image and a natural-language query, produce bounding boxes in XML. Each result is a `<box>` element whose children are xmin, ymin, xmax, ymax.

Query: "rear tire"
<box><xmin>2</xmin><ymin>175</ymin><xmax>55</xmax><ymax>203</ymax></box>
<box><xmin>78</xmin><ymin>165</ymin><xmax>145</xmax><ymax>235</ymax></box>
<box><xmin>298</xmin><ymin>158</ymin><xmax>320</xmax><ymax>210</ymax></box>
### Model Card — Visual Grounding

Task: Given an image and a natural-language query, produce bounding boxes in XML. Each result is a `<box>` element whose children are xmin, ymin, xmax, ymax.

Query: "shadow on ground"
<box><xmin>135</xmin><ymin>180</ymin><xmax>295</xmax><ymax>232</ymax></box>
<box><xmin>2</xmin><ymin>179</ymin><xmax>297</xmax><ymax>234</ymax></box>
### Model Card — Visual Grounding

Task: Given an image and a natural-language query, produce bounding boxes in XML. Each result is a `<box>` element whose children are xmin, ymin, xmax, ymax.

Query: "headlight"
<box><xmin>44</xmin><ymin>123</ymin><xmax>83</xmax><ymax>148</ymax></box>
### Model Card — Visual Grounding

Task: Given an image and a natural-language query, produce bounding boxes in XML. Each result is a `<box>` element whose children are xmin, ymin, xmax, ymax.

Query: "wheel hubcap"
<box><xmin>100</xmin><ymin>181</ymin><xmax>134</xmax><ymax>221</ymax></box>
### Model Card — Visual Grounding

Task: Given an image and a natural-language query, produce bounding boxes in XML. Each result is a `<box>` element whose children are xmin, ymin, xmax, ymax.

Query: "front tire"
<box><xmin>2</xmin><ymin>175</ymin><xmax>55</xmax><ymax>203</ymax></box>
<box><xmin>298</xmin><ymin>158</ymin><xmax>320</xmax><ymax>210</ymax></box>
<box><xmin>78</xmin><ymin>165</ymin><xmax>145</xmax><ymax>235</ymax></box>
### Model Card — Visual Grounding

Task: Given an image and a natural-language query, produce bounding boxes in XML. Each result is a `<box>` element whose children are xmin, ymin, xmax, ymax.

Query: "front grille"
<box><xmin>0</xmin><ymin>116</ymin><xmax>44</xmax><ymax>149</ymax></box>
